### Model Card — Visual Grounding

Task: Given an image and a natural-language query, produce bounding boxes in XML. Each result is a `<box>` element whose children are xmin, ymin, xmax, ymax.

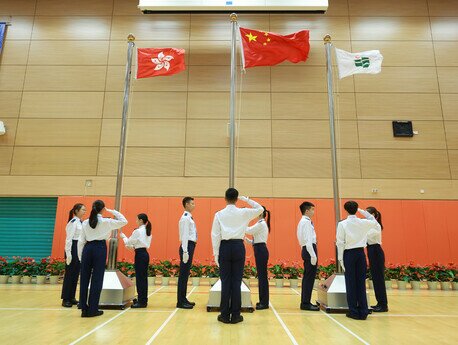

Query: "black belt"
<box><xmin>72</xmin><ymin>239</ymin><xmax>78</xmax><ymax>243</ymax></box>
<box><xmin>135</xmin><ymin>247</ymin><xmax>148</xmax><ymax>252</ymax></box>
<box><xmin>367</xmin><ymin>243</ymin><xmax>381</xmax><ymax>247</ymax></box>
<box><xmin>253</xmin><ymin>242</ymin><xmax>267</xmax><ymax>247</ymax></box>
<box><xmin>222</xmin><ymin>239</ymin><xmax>243</xmax><ymax>243</ymax></box>
<box><xmin>87</xmin><ymin>240</ymin><xmax>106</xmax><ymax>244</ymax></box>
<box><xmin>344</xmin><ymin>247</ymin><xmax>364</xmax><ymax>252</ymax></box>
<box><xmin>188</xmin><ymin>241</ymin><xmax>196</xmax><ymax>244</ymax></box>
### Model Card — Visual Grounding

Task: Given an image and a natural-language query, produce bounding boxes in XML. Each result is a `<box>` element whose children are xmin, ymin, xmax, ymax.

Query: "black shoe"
<box><xmin>217</xmin><ymin>314</ymin><xmax>231</xmax><ymax>324</ymax></box>
<box><xmin>231</xmin><ymin>315</ymin><xmax>244</xmax><ymax>324</ymax></box>
<box><xmin>186</xmin><ymin>300</ymin><xmax>196</xmax><ymax>306</ymax></box>
<box><xmin>176</xmin><ymin>302</ymin><xmax>194</xmax><ymax>309</ymax></box>
<box><xmin>370</xmin><ymin>304</ymin><xmax>379</xmax><ymax>309</ymax></box>
<box><xmin>77</xmin><ymin>303</ymin><xmax>82</xmax><ymax>310</ymax></box>
<box><xmin>82</xmin><ymin>310</ymin><xmax>104</xmax><ymax>318</ymax></box>
<box><xmin>346</xmin><ymin>312</ymin><xmax>361</xmax><ymax>320</ymax></box>
<box><xmin>300</xmin><ymin>303</ymin><xmax>320</xmax><ymax>311</ymax></box>
<box><xmin>372</xmin><ymin>305</ymin><xmax>388</xmax><ymax>312</ymax></box>
<box><xmin>71</xmin><ymin>299</ymin><xmax>79</xmax><ymax>305</ymax></box>
<box><xmin>256</xmin><ymin>304</ymin><xmax>269</xmax><ymax>310</ymax></box>
<box><xmin>131</xmin><ymin>302</ymin><xmax>147</xmax><ymax>308</ymax></box>
<box><xmin>62</xmin><ymin>301</ymin><xmax>73</xmax><ymax>308</ymax></box>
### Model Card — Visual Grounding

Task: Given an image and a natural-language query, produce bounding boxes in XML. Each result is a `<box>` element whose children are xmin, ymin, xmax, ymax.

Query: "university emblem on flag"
<box><xmin>354</xmin><ymin>56</ymin><xmax>370</xmax><ymax>68</ymax></box>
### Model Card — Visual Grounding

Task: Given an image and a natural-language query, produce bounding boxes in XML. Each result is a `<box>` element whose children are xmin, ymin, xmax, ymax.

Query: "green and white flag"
<box><xmin>335</xmin><ymin>48</ymin><xmax>383</xmax><ymax>79</ymax></box>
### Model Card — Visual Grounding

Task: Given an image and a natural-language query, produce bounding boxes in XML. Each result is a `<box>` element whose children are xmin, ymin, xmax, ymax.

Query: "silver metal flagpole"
<box><xmin>99</xmin><ymin>34</ymin><xmax>136</xmax><ymax>308</ymax></box>
<box><xmin>229</xmin><ymin>13</ymin><xmax>238</xmax><ymax>188</ymax></box>
<box><xmin>316</xmin><ymin>35</ymin><xmax>350</xmax><ymax>313</ymax></box>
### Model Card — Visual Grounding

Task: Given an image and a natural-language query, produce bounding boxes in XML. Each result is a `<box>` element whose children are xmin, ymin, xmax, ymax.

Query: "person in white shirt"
<box><xmin>211</xmin><ymin>188</ymin><xmax>263</xmax><ymax>324</ymax></box>
<box><xmin>244</xmin><ymin>206</ymin><xmax>270</xmax><ymax>310</ymax></box>
<box><xmin>78</xmin><ymin>199</ymin><xmax>128</xmax><ymax>318</ymax></box>
<box><xmin>336</xmin><ymin>201</ymin><xmax>381</xmax><ymax>320</ymax></box>
<box><xmin>177</xmin><ymin>197</ymin><xmax>197</xmax><ymax>309</ymax></box>
<box><xmin>366</xmin><ymin>206</ymin><xmax>388</xmax><ymax>312</ymax></box>
<box><xmin>61</xmin><ymin>203</ymin><xmax>86</xmax><ymax>308</ymax></box>
<box><xmin>297</xmin><ymin>201</ymin><xmax>319</xmax><ymax>311</ymax></box>
<box><xmin>120</xmin><ymin>213</ymin><xmax>152</xmax><ymax>309</ymax></box>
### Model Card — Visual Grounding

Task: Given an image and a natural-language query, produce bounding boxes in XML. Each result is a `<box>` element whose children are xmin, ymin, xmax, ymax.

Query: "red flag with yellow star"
<box><xmin>239</xmin><ymin>27</ymin><xmax>310</xmax><ymax>68</ymax></box>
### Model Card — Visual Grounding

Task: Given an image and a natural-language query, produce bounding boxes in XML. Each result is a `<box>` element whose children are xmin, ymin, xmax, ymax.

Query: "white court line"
<box><xmin>290</xmin><ymin>288</ymin><xmax>370</xmax><ymax>345</ymax></box>
<box><xmin>145</xmin><ymin>286</ymin><xmax>197</xmax><ymax>345</ymax></box>
<box><xmin>0</xmin><ymin>308</ymin><xmax>74</xmax><ymax>311</ymax></box>
<box><xmin>269</xmin><ymin>301</ymin><xmax>299</xmax><ymax>345</ymax></box>
<box><xmin>68</xmin><ymin>286</ymin><xmax>165</xmax><ymax>345</ymax></box>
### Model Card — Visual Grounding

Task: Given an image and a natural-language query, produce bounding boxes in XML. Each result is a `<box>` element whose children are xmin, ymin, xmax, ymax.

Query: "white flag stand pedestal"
<box><xmin>92</xmin><ymin>270</ymin><xmax>136</xmax><ymax>309</ymax></box>
<box><xmin>317</xmin><ymin>273</ymin><xmax>371</xmax><ymax>313</ymax></box>
<box><xmin>206</xmin><ymin>279</ymin><xmax>255</xmax><ymax>313</ymax></box>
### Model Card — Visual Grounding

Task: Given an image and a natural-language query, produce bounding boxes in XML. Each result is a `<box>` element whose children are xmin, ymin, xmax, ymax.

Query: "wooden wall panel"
<box><xmin>103</xmin><ymin>92</ymin><xmax>187</xmax><ymax>119</ymax></box>
<box><xmin>0</xmin><ymin>16</ymin><xmax>33</xmax><ymax>39</ymax></box>
<box><xmin>449</xmin><ymin>150</ymin><xmax>458</xmax><ymax>179</ymax></box>
<box><xmin>28</xmin><ymin>41</ymin><xmax>109</xmax><ymax>65</ymax></box>
<box><xmin>348</xmin><ymin>0</ymin><xmax>428</xmax><ymax>16</ymax></box>
<box><xmin>0</xmin><ymin>147</ymin><xmax>13</xmax><ymax>175</ymax></box>
<box><xmin>430</xmin><ymin>17</ymin><xmax>458</xmax><ymax>41</ymax></box>
<box><xmin>35</xmin><ymin>0</ymin><xmax>113</xmax><ymax>16</ymax></box>
<box><xmin>434</xmin><ymin>42</ymin><xmax>458</xmax><ymax>66</ymax></box>
<box><xmin>360</xmin><ymin>149</ymin><xmax>451</xmax><ymax>179</ymax></box>
<box><xmin>358</xmin><ymin>121</ymin><xmax>447</xmax><ymax>149</ymax></box>
<box><xmin>97</xmin><ymin>147</ymin><xmax>185</xmax><ymax>177</ymax></box>
<box><xmin>100</xmin><ymin>119</ymin><xmax>186</xmax><ymax>147</ymax></box>
<box><xmin>444</xmin><ymin>121</ymin><xmax>458</xmax><ymax>149</ymax></box>
<box><xmin>24</xmin><ymin>66</ymin><xmax>107</xmax><ymax>91</ymax></box>
<box><xmin>32</xmin><ymin>17</ymin><xmax>112</xmax><ymax>40</ymax></box>
<box><xmin>11</xmin><ymin>147</ymin><xmax>99</xmax><ymax>175</ymax></box>
<box><xmin>0</xmin><ymin>0</ymin><xmax>36</xmax><ymax>15</ymax></box>
<box><xmin>441</xmin><ymin>94</ymin><xmax>458</xmax><ymax>121</ymax></box>
<box><xmin>0</xmin><ymin>65</ymin><xmax>27</xmax><ymax>91</ymax></box>
<box><xmin>437</xmin><ymin>67</ymin><xmax>458</xmax><ymax>93</ymax></box>
<box><xmin>356</xmin><ymin>94</ymin><xmax>443</xmax><ymax>120</ymax></box>
<box><xmin>272</xmin><ymin>149</ymin><xmax>361</xmax><ymax>178</ymax></box>
<box><xmin>187</xmin><ymin>92</ymin><xmax>271</xmax><ymax>119</ymax></box>
<box><xmin>20</xmin><ymin>92</ymin><xmax>104</xmax><ymax>118</ymax></box>
<box><xmin>14</xmin><ymin>119</ymin><xmax>101</xmax><ymax>146</ymax></box>
<box><xmin>0</xmin><ymin>92</ymin><xmax>22</xmax><ymax>118</ymax></box>
<box><xmin>355</xmin><ymin>67</ymin><xmax>439</xmax><ymax>93</ymax></box>
<box><xmin>1</xmin><ymin>40</ymin><xmax>30</xmax><ymax>65</ymax></box>
<box><xmin>272</xmin><ymin>93</ymin><xmax>356</xmax><ymax>120</ymax></box>
<box><xmin>350</xmin><ymin>17</ymin><xmax>432</xmax><ymax>41</ymax></box>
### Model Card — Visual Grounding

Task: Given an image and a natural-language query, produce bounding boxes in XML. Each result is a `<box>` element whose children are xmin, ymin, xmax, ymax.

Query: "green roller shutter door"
<box><xmin>0</xmin><ymin>197</ymin><xmax>58</xmax><ymax>260</ymax></box>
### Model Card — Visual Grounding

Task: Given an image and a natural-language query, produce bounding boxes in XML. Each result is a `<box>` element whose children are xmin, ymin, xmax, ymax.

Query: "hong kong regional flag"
<box><xmin>239</xmin><ymin>27</ymin><xmax>310</xmax><ymax>68</ymax></box>
<box><xmin>136</xmin><ymin>48</ymin><xmax>186</xmax><ymax>79</ymax></box>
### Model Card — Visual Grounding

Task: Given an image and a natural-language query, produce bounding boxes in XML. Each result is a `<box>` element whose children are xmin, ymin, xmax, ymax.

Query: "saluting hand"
<box><xmin>238</xmin><ymin>196</ymin><xmax>249</xmax><ymax>202</ymax></box>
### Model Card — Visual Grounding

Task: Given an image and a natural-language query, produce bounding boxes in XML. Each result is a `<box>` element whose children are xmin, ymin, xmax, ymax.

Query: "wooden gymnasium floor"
<box><xmin>0</xmin><ymin>283</ymin><xmax>457</xmax><ymax>345</ymax></box>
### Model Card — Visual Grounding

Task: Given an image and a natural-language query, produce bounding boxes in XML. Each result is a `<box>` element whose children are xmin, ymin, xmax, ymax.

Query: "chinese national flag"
<box><xmin>239</xmin><ymin>27</ymin><xmax>310</xmax><ymax>68</ymax></box>
<box><xmin>136</xmin><ymin>48</ymin><xmax>186</xmax><ymax>79</ymax></box>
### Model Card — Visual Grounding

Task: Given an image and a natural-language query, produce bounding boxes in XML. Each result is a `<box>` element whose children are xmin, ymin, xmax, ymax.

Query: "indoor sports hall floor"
<box><xmin>0</xmin><ymin>283</ymin><xmax>457</xmax><ymax>345</ymax></box>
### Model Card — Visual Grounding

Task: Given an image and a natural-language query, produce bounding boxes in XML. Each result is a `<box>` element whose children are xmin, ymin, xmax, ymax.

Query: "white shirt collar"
<box><xmin>347</xmin><ymin>215</ymin><xmax>357</xmax><ymax>219</ymax></box>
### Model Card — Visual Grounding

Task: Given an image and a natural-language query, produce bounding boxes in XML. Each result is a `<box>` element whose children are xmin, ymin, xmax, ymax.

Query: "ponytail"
<box><xmin>68</xmin><ymin>203</ymin><xmax>84</xmax><ymax>222</ymax></box>
<box><xmin>366</xmin><ymin>206</ymin><xmax>383</xmax><ymax>231</ymax></box>
<box><xmin>138</xmin><ymin>213</ymin><xmax>151</xmax><ymax>236</ymax></box>
<box><xmin>89</xmin><ymin>200</ymin><xmax>105</xmax><ymax>229</ymax></box>
<box><xmin>262</xmin><ymin>206</ymin><xmax>271</xmax><ymax>233</ymax></box>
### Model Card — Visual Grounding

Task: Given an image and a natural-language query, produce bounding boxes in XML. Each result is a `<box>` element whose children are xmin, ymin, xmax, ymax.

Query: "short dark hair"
<box><xmin>225</xmin><ymin>188</ymin><xmax>239</xmax><ymax>203</ymax></box>
<box><xmin>344</xmin><ymin>201</ymin><xmax>358</xmax><ymax>215</ymax></box>
<box><xmin>182</xmin><ymin>197</ymin><xmax>194</xmax><ymax>208</ymax></box>
<box><xmin>299</xmin><ymin>201</ymin><xmax>315</xmax><ymax>214</ymax></box>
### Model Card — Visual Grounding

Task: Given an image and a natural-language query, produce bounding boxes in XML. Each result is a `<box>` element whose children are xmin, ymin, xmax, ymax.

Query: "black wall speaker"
<box><xmin>392</xmin><ymin>121</ymin><xmax>413</xmax><ymax>137</ymax></box>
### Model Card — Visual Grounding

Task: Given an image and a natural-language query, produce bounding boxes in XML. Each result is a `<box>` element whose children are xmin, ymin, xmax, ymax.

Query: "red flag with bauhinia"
<box><xmin>136</xmin><ymin>48</ymin><xmax>186</xmax><ymax>79</ymax></box>
<box><xmin>239</xmin><ymin>27</ymin><xmax>310</xmax><ymax>68</ymax></box>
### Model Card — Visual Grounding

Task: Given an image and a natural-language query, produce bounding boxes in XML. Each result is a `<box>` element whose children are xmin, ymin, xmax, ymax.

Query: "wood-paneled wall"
<box><xmin>1</xmin><ymin>0</ymin><xmax>457</xmax><ymax>199</ymax></box>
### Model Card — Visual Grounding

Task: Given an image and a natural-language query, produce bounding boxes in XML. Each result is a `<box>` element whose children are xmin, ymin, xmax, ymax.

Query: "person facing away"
<box><xmin>211</xmin><ymin>188</ymin><xmax>263</xmax><ymax>324</ymax></box>
<box><xmin>78</xmin><ymin>199</ymin><xmax>128</xmax><ymax>318</ymax></box>
<box><xmin>61</xmin><ymin>203</ymin><xmax>86</xmax><ymax>308</ymax></box>
<box><xmin>177</xmin><ymin>197</ymin><xmax>198</xmax><ymax>309</ymax></box>
<box><xmin>297</xmin><ymin>201</ymin><xmax>320</xmax><ymax>311</ymax></box>
<box><xmin>120</xmin><ymin>213</ymin><xmax>152</xmax><ymax>308</ymax></box>
<box><xmin>336</xmin><ymin>200</ymin><xmax>381</xmax><ymax>320</ymax></box>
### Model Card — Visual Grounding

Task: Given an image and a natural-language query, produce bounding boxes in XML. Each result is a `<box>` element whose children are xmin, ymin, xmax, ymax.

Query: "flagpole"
<box><xmin>107</xmin><ymin>33</ymin><xmax>135</xmax><ymax>270</ymax></box>
<box><xmin>229</xmin><ymin>13</ymin><xmax>238</xmax><ymax>188</ymax></box>
<box><xmin>324</xmin><ymin>34</ymin><xmax>343</xmax><ymax>274</ymax></box>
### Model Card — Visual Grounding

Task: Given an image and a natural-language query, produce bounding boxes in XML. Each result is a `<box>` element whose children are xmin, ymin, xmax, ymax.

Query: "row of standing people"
<box><xmin>60</xmin><ymin>191</ymin><xmax>387</xmax><ymax>320</ymax></box>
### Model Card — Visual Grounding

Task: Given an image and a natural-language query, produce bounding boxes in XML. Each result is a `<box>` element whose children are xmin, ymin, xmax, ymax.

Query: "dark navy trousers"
<box><xmin>344</xmin><ymin>247</ymin><xmax>369</xmax><ymax>318</ymax></box>
<box><xmin>61</xmin><ymin>240</ymin><xmax>80</xmax><ymax>301</ymax></box>
<box><xmin>301</xmin><ymin>244</ymin><xmax>318</xmax><ymax>305</ymax></box>
<box><xmin>367</xmin><ymin>244</ymin><xmax>388</xmax><ymax>308</ymax></box>
<box><xmin>135</xmin><ymin>248</ymin><xmax>149</xmax><ymax>305</ymax></box>
<box><xmin>79</xmin><ymin>240</ymin><xmax>107</xmax><ymax>315</ymax></box>
<box><xmin>219</xmin><ymin>240</ymin><xmax>245</xmax><ymax>319</ymax></box>
<box><xmin>177</xmin><ymin>241</ymin><xmax>196</xmax><ymax>304</ymax></box>
<box><xmin>253</xmin><ymin>243</ymin><xmax>269</xmax><ymax>306</ymax></box>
